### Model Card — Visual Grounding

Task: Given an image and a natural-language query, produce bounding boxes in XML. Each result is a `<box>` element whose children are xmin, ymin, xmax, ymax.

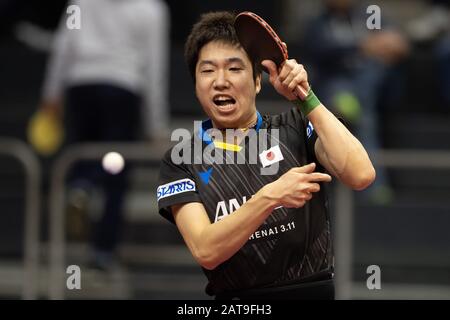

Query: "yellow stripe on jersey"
<box><xmin>213</xmin><ymin>141</ymin><xmax>242</xmax><ymax>152</ymax></box>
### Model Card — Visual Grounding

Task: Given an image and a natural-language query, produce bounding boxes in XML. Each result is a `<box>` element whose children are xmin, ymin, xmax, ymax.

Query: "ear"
<box><xmin>255</xmin><ymin>74</ymin><xmax>262</xmax><ymax>94</ymax></box>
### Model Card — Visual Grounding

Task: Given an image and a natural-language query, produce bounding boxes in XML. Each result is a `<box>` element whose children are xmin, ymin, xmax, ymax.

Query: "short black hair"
<box><xmin>184</xmin><ymin>11</ymin><xmax>261</xmax><ymax>83</ymax></box>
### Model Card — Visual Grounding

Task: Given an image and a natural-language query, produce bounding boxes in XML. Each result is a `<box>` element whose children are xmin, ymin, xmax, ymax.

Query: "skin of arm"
<box><xmin>172</xmin><ymin>163</ymin><xmax>331</xmax><ymax>270</ymax></box>
<box><xmin>172</xmin><ymin>47</ymin><xmax>371</xmax><ymax>271</ymax></box>
<box><xmin>310</xmin><ymin>105</ymin><xmax>375</xmax><ymax>190</ymax></box>
<box><xmin>261</xmin><ymin>59</ymin><xmax>376</xmax><ymax>190</ymax></box>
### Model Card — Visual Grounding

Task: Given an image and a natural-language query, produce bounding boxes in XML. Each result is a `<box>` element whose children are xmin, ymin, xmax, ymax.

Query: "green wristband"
<box><xmin>291</xmin><ymin>89</ymin><xmax>321</xmax><ymax>116</ymax></box>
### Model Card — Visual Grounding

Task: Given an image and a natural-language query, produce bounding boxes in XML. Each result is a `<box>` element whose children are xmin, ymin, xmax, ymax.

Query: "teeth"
<box><xmin>213</xmin><ymin>95</ymin><xmax>235</xmax><ymax>106</ymax></box>
<box><xmin>215</xmin><ymin>96</ymin><xmax>232</xmax><ymax>101</ymax></box>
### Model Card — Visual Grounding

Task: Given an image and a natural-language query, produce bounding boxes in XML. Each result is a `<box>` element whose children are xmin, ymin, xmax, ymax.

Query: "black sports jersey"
<box><xmin>157</xmin><ymin>106</ymin><xmax>334</xmax><ymax>296</ymax></box>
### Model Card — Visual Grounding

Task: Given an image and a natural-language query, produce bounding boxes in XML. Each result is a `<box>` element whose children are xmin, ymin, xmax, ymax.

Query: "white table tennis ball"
<box><xmin>102</xmin><ymin>152</ymin><xmax>125</xmax><ymax>174</ymax></box>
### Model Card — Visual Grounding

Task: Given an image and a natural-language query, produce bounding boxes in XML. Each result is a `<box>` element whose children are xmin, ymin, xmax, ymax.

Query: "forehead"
<box><xmin>197</xmin><ymin>41</ymin><xmax>251</xmax><ymax>65</ymax></box>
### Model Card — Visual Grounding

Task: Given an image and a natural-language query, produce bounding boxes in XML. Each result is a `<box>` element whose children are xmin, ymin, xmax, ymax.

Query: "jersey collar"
<box><xmin>198</xmin><ymin>111</ymin><xmax>263</xmax><ymax>145</ymax></box>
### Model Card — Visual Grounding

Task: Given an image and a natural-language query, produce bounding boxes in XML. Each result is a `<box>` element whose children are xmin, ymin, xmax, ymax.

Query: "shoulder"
<box><xmin>159</xmin><ymin>133</ymin><xmax>202</xmax><ymax>175</ymax></box>
<box><xmin>265</xmin><ymin>106</ymin><xmax>307</xmax><ymax>132</ymax></box>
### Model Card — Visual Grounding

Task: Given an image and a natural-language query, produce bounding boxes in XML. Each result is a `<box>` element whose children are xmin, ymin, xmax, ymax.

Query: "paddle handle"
<box><xmin>295</xmin><ymin>85</ymin><xmax>309</xmax><ymax>101</ymax></box>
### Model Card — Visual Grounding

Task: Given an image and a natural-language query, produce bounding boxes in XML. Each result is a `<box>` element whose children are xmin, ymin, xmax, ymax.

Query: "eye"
<box><xmin>201</xmin><ymin>69</ymin><xmax>214</xmax><ymax>73</ymax></box>
<box><xmin>229</xmin><ymin>67</ymin><xmax>243</xmax><ymax>72</ymax></box>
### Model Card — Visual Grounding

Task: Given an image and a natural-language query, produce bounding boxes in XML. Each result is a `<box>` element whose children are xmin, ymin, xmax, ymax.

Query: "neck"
<box><xmin>213</xmin><ymin>112</ymin><xmax>258</xmax><ymax>144</ymax></box>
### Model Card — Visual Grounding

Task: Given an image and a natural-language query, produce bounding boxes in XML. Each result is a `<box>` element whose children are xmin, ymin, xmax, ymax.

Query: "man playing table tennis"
<box><xmin>157</xmin><ymin>11</ymin><xmax>375</xmax><ymax>300</ymax></box>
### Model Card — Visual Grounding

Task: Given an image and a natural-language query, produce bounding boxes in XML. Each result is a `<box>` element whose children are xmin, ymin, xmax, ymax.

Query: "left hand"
<box><xmin>261</xmin><ymin>58</ymin><xmax>310</xmax><ymax>101</ymax></box>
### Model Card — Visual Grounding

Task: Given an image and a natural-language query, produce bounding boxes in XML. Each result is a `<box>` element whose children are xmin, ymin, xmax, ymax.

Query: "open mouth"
<box><xmin>213</xmin><ymin>95</ymin><xmax>236</xmax><ymax>109</ymax></box>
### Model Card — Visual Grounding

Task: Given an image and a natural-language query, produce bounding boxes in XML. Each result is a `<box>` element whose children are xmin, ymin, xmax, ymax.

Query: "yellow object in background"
<box><xmin>27</xmin><ymin>109</ymin><xmax>64</xmax><ymax>156</ymax></box>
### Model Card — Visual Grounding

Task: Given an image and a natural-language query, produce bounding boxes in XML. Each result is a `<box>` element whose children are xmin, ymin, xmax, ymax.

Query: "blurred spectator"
<box><xmin>38</xmin><ymin>0</ymin><xmax>170</xmax><ymax>270</ymax></box>
<box><xmin>407</xmin><ymin>0</ymin><xmax>449</xmax><ymax>109</ymax></box>
<box><xmin>302</xmin><ymin>0</ymin><xmax>409</xmax><ymax>203</ymax></box>
<box><xmin>407</xmin><ymin>0</ymin><xmax>449</xmax><ymax>43</ymax></box>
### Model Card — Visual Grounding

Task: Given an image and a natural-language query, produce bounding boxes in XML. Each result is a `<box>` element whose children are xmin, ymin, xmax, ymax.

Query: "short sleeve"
<box><xmin>286</xmin><ymin>106</ymin><xmax>319</xmax><ymax>165</ymax></box>
<box><xmin>157</xmin><ymin>148</ymin><xmax>202</xmax><ymax>224</ymax></box>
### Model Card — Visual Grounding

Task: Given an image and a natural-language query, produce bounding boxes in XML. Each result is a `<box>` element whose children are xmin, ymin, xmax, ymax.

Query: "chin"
<box><xmin>213</xmin><ymin>112</ymin><xmax>242</xmax><ymax>129</ymax></box>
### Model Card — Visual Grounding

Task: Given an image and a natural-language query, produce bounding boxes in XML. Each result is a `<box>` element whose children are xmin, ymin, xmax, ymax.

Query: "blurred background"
<box><xmin>0</xmin><ymin>0</ymin><xmax>449</xmax><ymax>299</ymax></box>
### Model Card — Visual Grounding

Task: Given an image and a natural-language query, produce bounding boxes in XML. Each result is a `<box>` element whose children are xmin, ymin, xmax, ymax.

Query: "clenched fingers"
<box><xmin>305</xmin><ymin>182</ymin><xmax>321</xmax><ymax>193</ymax></box>
<box><xmin>288</xmin><ymin>70</ymin><xmax>308</xmax><ymax>91</ymax></box>
<box><xmin>278</xmin><ymin>59</ymin><xmax>297</xmax><ymax>80</ymax></box>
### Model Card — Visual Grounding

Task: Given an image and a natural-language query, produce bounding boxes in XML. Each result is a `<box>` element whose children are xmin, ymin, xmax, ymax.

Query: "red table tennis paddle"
<box><xmin>234</xmin><ymin>11</ymin><xmax>308</xmax><ymax>100</ymax></box>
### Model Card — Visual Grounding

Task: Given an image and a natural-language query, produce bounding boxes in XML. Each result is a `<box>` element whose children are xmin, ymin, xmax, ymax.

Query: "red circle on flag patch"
<box><xmin>266</xmin><ymin>151</ymin><xmax>274</xmax><ymax>161</ymax></box>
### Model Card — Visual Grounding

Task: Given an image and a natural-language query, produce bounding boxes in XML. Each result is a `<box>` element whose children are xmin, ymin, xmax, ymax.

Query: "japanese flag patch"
<box><xmin>259</xmin><ymin>145</ymin><xmax>284</xmax><ymax>168</ymax></box>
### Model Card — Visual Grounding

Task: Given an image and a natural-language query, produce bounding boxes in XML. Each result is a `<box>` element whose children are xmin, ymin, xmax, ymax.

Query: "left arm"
<box><xmin>308</xmin><ymin>104</ymin><xmax>375</xmax><ymax>190</ymax></box>
<box><xmin>261</xmin><ymin>59</ymin><xmax>376</xmax><ymax>190</ymax></box>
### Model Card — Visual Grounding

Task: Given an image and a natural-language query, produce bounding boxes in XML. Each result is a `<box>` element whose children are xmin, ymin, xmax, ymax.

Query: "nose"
<box><xmin>213</xmin><ymin>70</ymin><xmax>229</xmax><ymax>90</ymax></box>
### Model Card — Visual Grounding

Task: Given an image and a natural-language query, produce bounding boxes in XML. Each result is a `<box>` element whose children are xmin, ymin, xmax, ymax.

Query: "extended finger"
<box><xmin>290</xmin><ymin>162</ymin><xmax>316</xmax><ymax>174</ymax></box>
<box><xmin>307</xmin><ymin>172</ymin><xmax>332</xmax><ymax>182</ymax></box>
